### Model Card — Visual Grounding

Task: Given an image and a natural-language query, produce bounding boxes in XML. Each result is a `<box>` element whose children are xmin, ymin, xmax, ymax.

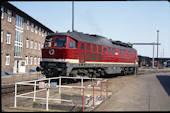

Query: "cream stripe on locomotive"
<box><xmin>42</xmin><ymin>58</ymin><xmax>138</xmax><ymax>65</ymax></box>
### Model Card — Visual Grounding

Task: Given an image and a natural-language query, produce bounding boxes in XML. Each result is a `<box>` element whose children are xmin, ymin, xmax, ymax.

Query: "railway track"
<box><xmin>2</xmin><ymin>70</ymin><xmax>170</xmax><ymax>94</ymax></box>
<box><xmin>1</xmin><ymin>84</ymin><xmax>34</xmax><ymax>94</ymax></box>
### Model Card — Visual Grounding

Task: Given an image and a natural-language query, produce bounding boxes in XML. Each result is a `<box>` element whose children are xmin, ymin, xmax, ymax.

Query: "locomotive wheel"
<box><xmin>120</xmin><ymin>71</ymin><xmax>125</xmax><ymax>76</ymax></box>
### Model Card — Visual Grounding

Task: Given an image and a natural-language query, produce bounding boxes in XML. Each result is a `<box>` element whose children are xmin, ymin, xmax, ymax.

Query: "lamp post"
<box><xmin>72</xmin><ymin>1</ymin><xmax>74</xmax><ymax>31</ymax></box>
<box><xmin>157</xmin><ymin>30</ymin><xmax>159</xmax><ymax>68</ymax></box>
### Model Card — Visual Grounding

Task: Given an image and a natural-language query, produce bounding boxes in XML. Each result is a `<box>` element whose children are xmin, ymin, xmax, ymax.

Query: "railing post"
<box><xmin>107</xmin><ymin>79</ymin><xmax>108</xmax><ymax>97</ymax></box>
<box><xmin>46</xmin><ymin>88</ymin><xmax>49</xmax><ymax>111</ymax></box>
<box><xmin>82</xmin><ymin>88</ymin><xmax>85</xmax><ymax>112</ymax></box>
<box><xmin>81</xmin><ymin>78</ymin><xmax>83</xmax><ymax>95</ymax></box>
<box><xmin>93</xmin><ymin>84</ymin><xmax>95</xmax><ymax>106</ymax></box>
<box><xmin>33</xmin><ymin>81</ymin><xmax>36</xmax><ymax>101</ymax></box>
<box><xmin>48</xmin><ymin>79</ymin><xmax>50</xmax><ymax>97</ymax></box>
<box><xmin>14</xmin><ymin>83</ymin><xmax>17</xmax><ymax>107</ymax></box>
<box><xmin>59</xmin><ymin>77</ymin><xmax>61</xmax><ymax>94</ymax></box>
<box><xmin>101</xmin><ymin>80</ymin><xmax>102</xmax><ymax>100</ymax></box>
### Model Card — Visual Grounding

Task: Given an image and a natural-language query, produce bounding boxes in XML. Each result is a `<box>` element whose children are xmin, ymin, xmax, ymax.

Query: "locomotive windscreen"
<box><xmin>54</xmin><ymin>38</ymin><xmax>66</xmax><ymax>47</ymax></box>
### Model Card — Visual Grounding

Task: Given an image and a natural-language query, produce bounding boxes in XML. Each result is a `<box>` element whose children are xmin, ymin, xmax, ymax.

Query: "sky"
<box><xmin>9</xmin><ymin>1</ymin><xmax>170</xmax><ymax>58</ymax></box>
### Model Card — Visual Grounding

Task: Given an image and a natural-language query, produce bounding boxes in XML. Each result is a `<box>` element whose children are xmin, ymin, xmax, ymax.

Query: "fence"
<box><xmin>14</xmin><ymin>76</ymin><xmax>109</xmax><ymax>112</ymax></box>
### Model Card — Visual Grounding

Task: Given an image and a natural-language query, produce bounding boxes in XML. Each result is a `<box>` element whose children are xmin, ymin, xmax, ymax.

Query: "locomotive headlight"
<box><xmin>49</xmin><ymin>49</ymin><xmax>55</xmax><ymax>55</ymax></box>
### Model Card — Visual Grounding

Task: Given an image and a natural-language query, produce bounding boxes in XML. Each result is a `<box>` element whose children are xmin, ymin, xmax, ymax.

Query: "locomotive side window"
<box><xmin>123</xmin><ymin>50</ymin><xmax>124</xmax><ymax>55</ymax></box>
<box><xmin>81</xmin><ymin>43</ymin><xmax>84</xmax><ymax>49</ymax></box>
<box><xmin>98</xmin><ymin>54</ymin><xmax>101</xmax><ymax>61</ymax></box>
<box><xmin>112</xmin><ymin>48</ymin><xmax>115</xmax><ymax>54</ymax></box>
<box><xmin>119</xmin><ymin>50</ymin><xmax>121</xmax><ymax>55</ymax></box>
<box><xmin>104</xmin><ymin>48</ymin><xmax>107</xmax><ymax>52</ymax></box>
<box><xmin>86</xmin><ymin>43</ymin><xmax>91</xmax><ymax>51</ymax></box>
<box><xmin>44</xmin><ymin>37</ymin><xmax>53</xmax><ymax>47</ymax></box>
<box><xmin>69</xmin><ymin>41</ymin><xmax>73</xmax><ymax>48</ymax></box>
<box><xmin>98</xmin><ymin>45</ymin><xmax>102</xmax><ymax>52</ymax></box>
<box><xmin>54</xmin><ymin>38</ymin><xmax>66</xmax><ymax>47</ymax></box>
<box><xmin>92</xmin><ymin>54</ymin><xmax>96</xmax><ymax>61</ymax></box>
<box><xmin>86</xmin><ymin>52</ymin><xmax>91</xmax><ymax>60</ymax></box>
<box><xmin>128</xmin><ymin>51</ymin><xmax>130</xmax><ymax>56</ymax></box>
<box><xmin>108</xmin><ymin>48</ymin><xmax>111</xmax><ymax>53</ymax></box>
<box><xmin>69</xmin><ymin>41</ymin><xmax>76</xmax><ymax>48</ymax></box>
<box><xmin>92</xmin><ymin>44</ymin><xmax>97</xmax><ymax>51</ymax></box>
<box><xmin>73</xmin><ymin>41</ymin><xmax>76</xmax><ymax>48</ymax></box>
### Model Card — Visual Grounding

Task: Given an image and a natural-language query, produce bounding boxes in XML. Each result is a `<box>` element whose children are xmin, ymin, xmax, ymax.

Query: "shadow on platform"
<box><xmin>156</xmin><ymin>75</ymin><xmax>170</xmax><ymax>96</ymax></box>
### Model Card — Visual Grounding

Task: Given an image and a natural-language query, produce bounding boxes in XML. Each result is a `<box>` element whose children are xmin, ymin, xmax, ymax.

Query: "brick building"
<box><xmin>1</xmin><ymin>2</ymin><xmax>54</xmax><ymax>74</ymax></box>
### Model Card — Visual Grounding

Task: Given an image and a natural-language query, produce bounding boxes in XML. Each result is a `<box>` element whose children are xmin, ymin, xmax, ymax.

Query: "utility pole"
<box><xmin>132</xmin><ymin>43</ymin><xmax>161</xmax><ymax>68</ymax></box>
<box><xmin>72</xmin><ymin>1</ymin><xmax>74</xmax><ymax>32</ymax></box>
<box><xmin>152</xmin><ymin>42</ymin><xmax>155</xmax><ymax>68</ymax></box>
<box><xmin>157</xmin><ymin>30</ymin><xmax>159</xmax><ymax>68</ymax></box>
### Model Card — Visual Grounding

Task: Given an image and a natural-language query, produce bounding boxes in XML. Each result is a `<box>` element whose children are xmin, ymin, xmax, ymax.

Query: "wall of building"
<box><xmin>1</xmin><ymin>2</ymin><xmax>54</xmax><ymax>74</ymax></box>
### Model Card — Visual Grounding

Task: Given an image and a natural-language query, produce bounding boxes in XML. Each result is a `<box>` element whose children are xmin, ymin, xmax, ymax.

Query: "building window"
<box><xmin>1</xmin><ymin>30</ymin><xmax>3</xmax><ymax>42</ymax></box>
<box><xmin>34</xmin><ymin>57</ymin><xmax>37</xmax><ymax>65</ymax></box>
<box><xmin>30</xmin><ymin>56</ymin><xmax>33</xmax><ymax>65</ymax></box>
<box><xmin>38</xmin><ymin>42</ymin><xmax>41</xmax><ymax>50</ymax></box>
<box><xmin>45</xmin><ymin>31</ymin><xmax>47</xmax><ymax>37</ymax></box>
<box><xmin>41</xmin><ymin>43</ymin><xmax>44</xmax><ymax>48</ymax></box>
<box><xmin>25</xmin><ymin>56</ymin><xmax>28</xmax><ymax>65</ymax></box>
<box><xmin>7</xmin><ymin>10</ymin><xmax>12</xmax><ymax>22</ymax></box>
<box><xmin>39</xmin><ymin>27</ymin><xmax>41</xmax><ymax>35</ymax></box>
<box><xmin>16</xmin><ymin>14</ymin><xmax>23</xmax><ymax>28</ymax></box>
<box><xmin>1</xmin><ymin>6</ymin><xmax>4</xmax><ymax>19</ymax></box>
<box><xmin>42</xmin><ymin>29</ymin><xmax>44</xmax><ymax>37</ymax></box>
<box><xmin>38</xmin><ymin>57</ymin><xmax>40</xmax><ymax>65</ymax></box>
<box><xmin>6</xmin><ymin>32</ymin><xmax>11</xmax><ymax>44</ymax></box>
<box><xmin>26</xmin><ymin>38</ymin><xmax>29</xmax><ymax>48</ymax></box>
<box><xmin>30</xmin><ymin>40</ymin><xmax>33</xmax><ymax>49</ymax></box>
<box><xmin>14</xmin><ymin>30</ymin><xmax>23</xmax><ymax>57</ymax></box>
<box><xmin>35</xmin><ymin>41</ymin><xmax>37</xmax><ymax>49</ymax></box>
<box><xmin>27</xmin><ymin>20</ymin><xmax>30</xmax><ymax>30</ymax></box>
<box><xmin>35</xmin><ymin>25</ymin><xmax>38</xmax><ymax>34</ymax></box>
<box><xmin>31</xmin><ymin>23</ymin><xmax>34</xmax><ymax>32</ymax></box>
<box><xmin>5</xmin><ymin>54</ymin><xmax>10</xmax><ymax>65</ymax></box>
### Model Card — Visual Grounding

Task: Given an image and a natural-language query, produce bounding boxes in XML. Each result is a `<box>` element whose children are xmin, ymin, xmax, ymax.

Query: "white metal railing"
<box><xmin>14</xmin><ymin>76</ymin><xmax>108</xmax><ymax>112</ymax></box>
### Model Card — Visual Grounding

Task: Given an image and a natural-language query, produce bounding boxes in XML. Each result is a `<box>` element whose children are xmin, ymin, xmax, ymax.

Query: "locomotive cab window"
<box><xmin>44</xmin><ymin>37</ymin><xmax>53</xmax><ymax>47</ymax></box>
<box><xmin>69</xmin><ymin>41</ymin><xmax>73</xmax><ymax>48</ymax></box>
<box><xmin>54</xmin><ymin>38</ymin><xmax>66</xmax><ymax>47</ymax></box>
<box><xmin>69</xmin><ymin>41</ymin><xmax>77</xmax><ymax>48</ymax></box>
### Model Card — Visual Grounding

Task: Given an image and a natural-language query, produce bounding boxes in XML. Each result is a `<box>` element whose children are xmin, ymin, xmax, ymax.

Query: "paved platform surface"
<box><xmin>95</xmin><ymin>73</ymin><xmax>170</xmax><ymax>111</ymax></box>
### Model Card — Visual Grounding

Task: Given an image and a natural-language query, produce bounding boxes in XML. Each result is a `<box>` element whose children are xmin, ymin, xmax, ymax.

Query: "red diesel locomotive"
<box><xmin>38</xmin><ymin>31</ymin><xmax>138</xmax><ymax>78</ymax></box>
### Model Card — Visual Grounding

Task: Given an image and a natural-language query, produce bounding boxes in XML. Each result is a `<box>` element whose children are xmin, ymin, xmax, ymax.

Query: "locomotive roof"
<box><xmin>48</xmin><ymin>31</ymin><xmax>137</xmax><ymax>52</ymax></box>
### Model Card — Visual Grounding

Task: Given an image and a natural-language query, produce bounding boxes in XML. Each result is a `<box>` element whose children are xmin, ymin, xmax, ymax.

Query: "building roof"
<box><xmin>1</xmin><ymin>1</ymin><xmax>54</xmax><ymax>33</ymax></box>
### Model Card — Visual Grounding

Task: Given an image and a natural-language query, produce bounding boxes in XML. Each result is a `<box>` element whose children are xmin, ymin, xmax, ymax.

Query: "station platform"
<box><xmin>94</xmin><ymin>72</ymin><xmax>170</xmax><ymax>111</ymax></box>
